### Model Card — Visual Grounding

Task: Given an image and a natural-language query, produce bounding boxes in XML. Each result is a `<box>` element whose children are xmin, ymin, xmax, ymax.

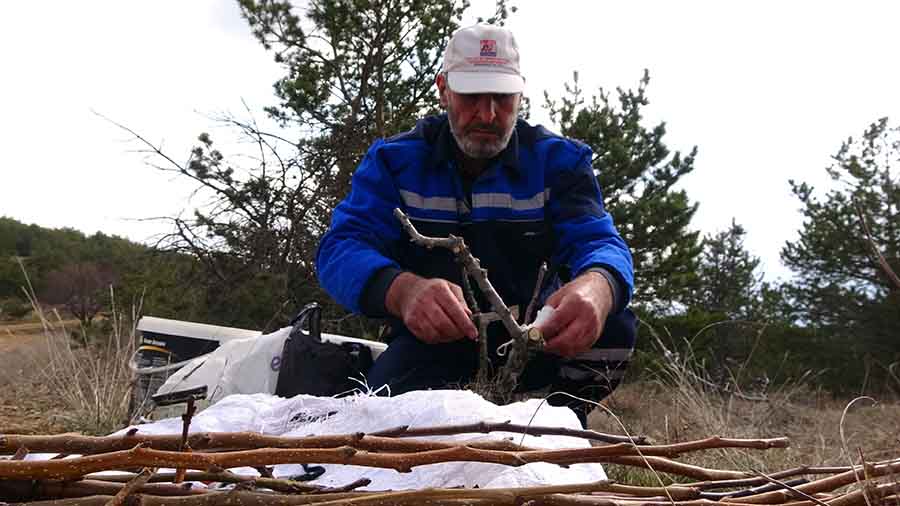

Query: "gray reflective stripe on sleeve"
<box><xmin>559</xmin><ymin>365</ymin><xmax>628</xmax><ymax>382</ymax></box>
<box><xmin>399</xmin><ymin>190</ymin><xmax>460</xmax><ymax>212</ymax></box>
<box><xmin>472</xmin><ymin>188</ymin><xmax>551</xmax><ymax>211</ymax></box>
<box><xmin>571</xmin><ymin>347</ymin><xmax>634</xmax><ymax>363</ymax></box>
<box><xmin>406</xmin><ymin>216</ymin><xmax>460</xmax><ymax>224</ymax></box>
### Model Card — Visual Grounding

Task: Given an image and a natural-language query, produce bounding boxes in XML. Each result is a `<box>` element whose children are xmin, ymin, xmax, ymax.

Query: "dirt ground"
<box><xmin>0</xmin><ymin>322</ymin><xmax>70</xmax><ymax>434</ymax></box>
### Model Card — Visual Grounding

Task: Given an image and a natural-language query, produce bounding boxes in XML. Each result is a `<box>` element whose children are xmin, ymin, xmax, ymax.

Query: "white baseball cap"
<box><xmin>441</xmin><ymin>24</ymin><xmax>525</xmax><ymax>94</ymax></box>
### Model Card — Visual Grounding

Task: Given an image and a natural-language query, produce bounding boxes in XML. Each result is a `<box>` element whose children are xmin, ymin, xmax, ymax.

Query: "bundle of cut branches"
<box><xmin>1</xmin><ymin>423</ymin><xmax>897</xmax><ymax>506</ymax></box>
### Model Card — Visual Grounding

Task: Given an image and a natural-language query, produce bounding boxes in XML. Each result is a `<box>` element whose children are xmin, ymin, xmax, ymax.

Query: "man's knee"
<box><xmin>367</xmin><ymin>332</ymin><xmax>478</xmax><ymax>394</ymax></box>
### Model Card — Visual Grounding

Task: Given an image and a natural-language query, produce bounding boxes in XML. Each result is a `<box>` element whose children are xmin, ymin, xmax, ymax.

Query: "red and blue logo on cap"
<box><xmin>480</xmin><ymin>39</ymin><xmax>497</xmax><ymax>57</ymax></box>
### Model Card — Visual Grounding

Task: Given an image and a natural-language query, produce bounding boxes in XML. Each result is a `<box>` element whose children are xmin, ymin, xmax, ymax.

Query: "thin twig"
<box><xmin>854</xmin><ymin>201</ymin><xmax>900</xmax><ymax>289</ymax></box>
<box><xmin>700</xmin><ymin>478</ymin><xmax>810</xmax><ymax>500</ymax></box>
<box><xmin>313</xmin><ymin>478</ymin><xmax>373</xmax><ymax>494</ymax></box>
<box><xmin>85</xmin><ymin>470</ymin><xmax>325</xmax><ymax>494</ymax></box>
<box><xmin>840</xmin><ymin>397</ymin><xmax>877</xmax><ymax>506</ymax></box>
<box><xmin>524</xmin><ymin>262</ymin><xmax>548</xmax><ymax>324</ymax></box>
<box><xmin>751</xmin><ymin>470</ymin><xmax>830</xmax><ymax>506</ymax></box>
<box><xmin>105</xmin><ymin>467</ymin><xmax>156</xmax><ymax>506</ymax></box>
<box><xmin>173</xmin><ymin>397</ymin><xmax>199</xmax><ymax>484</ymax></box>
<box><xmin>369</xmin><ymin>420</ymin><xmax>649</xmax><ymax>445</ymax></box>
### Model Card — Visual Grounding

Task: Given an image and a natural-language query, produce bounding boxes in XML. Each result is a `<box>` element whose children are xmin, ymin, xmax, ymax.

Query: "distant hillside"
<box><xmin>0</xmin><ymin>216</ymin><xmax>206</xmax><ymax>324</ymax></box>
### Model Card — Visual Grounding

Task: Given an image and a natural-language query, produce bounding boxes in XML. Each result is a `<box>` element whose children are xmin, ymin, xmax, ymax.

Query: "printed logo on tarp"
<box><xmin>480</xmin><ymin>39</ymin><xmax>497</xmax><ymax>57</ymax></box>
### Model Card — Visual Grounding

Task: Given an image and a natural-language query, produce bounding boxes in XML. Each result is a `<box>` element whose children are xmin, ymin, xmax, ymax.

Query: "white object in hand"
<box><xmin>532</xmin><ymin>305</ymin><xmax>556</xmax><ymax>327</ymax></box>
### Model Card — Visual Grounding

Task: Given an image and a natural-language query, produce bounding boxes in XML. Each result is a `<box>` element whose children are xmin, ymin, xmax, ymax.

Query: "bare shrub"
<box><xmin>22</xmin><ymin>284</ymin><xmax>138</xmax><ymax>436</ymax></box>
<box><xmin>41</xmin><ymin>261</ymin><xmax>118</xmax><ymax>331</ymax></box>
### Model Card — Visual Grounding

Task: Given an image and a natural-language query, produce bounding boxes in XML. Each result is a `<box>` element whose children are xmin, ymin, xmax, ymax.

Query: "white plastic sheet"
<box><xmin>118</xmin><ymin>390</ymin><xmax>606</xmax><ymax>489</ymax></box>
<box><xmin>153</xmin><ymin>326</ymin><xmax>388</xmax><ymax>404</ymax></box>
<box><xmin>154</xmin><ymin>328</ymin><xmax>290</xmax><ymax>403</ymax></box>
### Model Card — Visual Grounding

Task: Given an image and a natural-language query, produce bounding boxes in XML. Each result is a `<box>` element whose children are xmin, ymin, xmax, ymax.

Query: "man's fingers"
<box><xmin>423</xmin><ymin>282</ymin><xmax>475</xmax><ymax>342</ymax></box>
<box><xmin>544</xmin><ymin>322</ymin><xmax>579</xmax><ymax>357</ymax></box>
<box><xmin>442</xmin><ymin>284</ymin><xmax>475</xmax><ymax>338</ymax></box>
<box><xmin>545</xmin><ymin>319</ymin><xmax>592</xmax><ymax>358</ymax></box>
<box><xmin>448</xmin><ymin>283</ymin><xmax>467</xmax><ymax>306</ymax></box>
<box><xmin>541</xmin><ymin>294</ymin><xmax>598</xmax><ymax>357</ymax></box>
<box><xmin>445</xmin><ymin>303</ymin><xmax>477</xmax><ymax>339</ymax></box>
<box><xmin>410</xmin><ymin>318</ymin><xmax>439</xmax><ymax>344</ymax></box>
<box><xmin>421</xmin><ymin>300</ymin><xmax>455</xmax><ymax>341</ymax></box>
<box><xmin>537</xmin><ymin>294</ymin><xmax>577</xmax><ymax>339</ymax></box>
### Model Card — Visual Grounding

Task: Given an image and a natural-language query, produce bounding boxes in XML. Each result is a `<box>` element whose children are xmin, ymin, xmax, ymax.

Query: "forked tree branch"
<box><xmin>393</xmin><ymin>208</ymin><xmax>543</xmax><ymax>345</ymax></box>
<box><xmin>854</xmin><ymin>201</ymin><xmax>900</xmax><ymax>289</ymax></box>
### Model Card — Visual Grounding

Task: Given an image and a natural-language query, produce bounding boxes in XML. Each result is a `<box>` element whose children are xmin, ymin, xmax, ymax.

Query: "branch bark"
<box><xmin>854</xmin><ymin>202</ymin><xmax>900</xmax><ymax>290</ymax></box>
<box><xmin>393</xmin><ymin>208</ymin><xmax>543</xmax><ymax>345</ymax></box>
<box><xmin>721</xmin><ymin>459</ymin><xmax>900</xmax><ymax>504</ymax></box>
<box><xmin>0</xmin><ymin>431</ymin><xmax>533</xmax><ymax>455</ymax></box>
<box><xmin>369</xmin><ymin>421</ymin><xmax>650</xmax><ymax>445</ymax></box>
<box><xmin>105</xmin><ymin>467</ymin><xmax>157</xmax><ymax>506</ymax></box>
<box><xmin>0</xmin><ymin>436</ymin><xmax>789</xmax><ymax>481</ymax></box>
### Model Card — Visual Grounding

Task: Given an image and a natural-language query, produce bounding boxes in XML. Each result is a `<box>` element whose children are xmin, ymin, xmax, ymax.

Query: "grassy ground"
<box><xmin>593</xmin><ymin>377</ymin><xmax>899</xmax><ymax>485</ymax></box>
<box><xmin>1</xmin><ymin>315</ymin><xmax>898</xmax><ymax>488</ymax></box>
<box><xmin>0</xmin><ymin>325</ymin><xmax>65</xmax><ymax>434</ymax></box>
<box><xmin>0</xmin><ymin>312</ymin><xmax>135</xmax><ymax>436</ymax></box>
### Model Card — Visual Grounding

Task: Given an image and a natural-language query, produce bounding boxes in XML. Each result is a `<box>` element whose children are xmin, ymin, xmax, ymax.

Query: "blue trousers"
<box><xmin>367</xmin><ymin>309</ymin><xmax>638</xmax><ymax>426</ymax></box>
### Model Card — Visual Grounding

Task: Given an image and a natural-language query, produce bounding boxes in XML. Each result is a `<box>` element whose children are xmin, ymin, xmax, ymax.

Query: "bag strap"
<box><xmin>289</xmin><ymin>302</ymin><xmax>322</xmax><ymax>344</ymax></box>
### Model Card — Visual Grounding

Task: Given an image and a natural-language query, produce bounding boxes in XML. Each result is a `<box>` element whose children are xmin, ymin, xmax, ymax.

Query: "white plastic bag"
<box><xmin>155</xmin><ymin>327</ymin><xmax>290</xmax><ymax>403</ymax></box>
<box><xmin>120</xmin><ymin>390</ymin><xmax>607</xmax><ymax>489</ymax></box>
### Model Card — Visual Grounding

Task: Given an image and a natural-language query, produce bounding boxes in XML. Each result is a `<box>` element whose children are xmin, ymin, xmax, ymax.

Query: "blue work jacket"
<box><xmin>316</xmin><ymin>114</ymin><xmax>634</xmax><ymax>321</ymax></box>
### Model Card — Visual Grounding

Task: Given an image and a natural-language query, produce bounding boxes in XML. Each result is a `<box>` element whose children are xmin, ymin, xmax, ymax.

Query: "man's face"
<box><xmin>438</xmin><ymin>74</ymin><xmax>520</xmax><ymax>159</ymax></box>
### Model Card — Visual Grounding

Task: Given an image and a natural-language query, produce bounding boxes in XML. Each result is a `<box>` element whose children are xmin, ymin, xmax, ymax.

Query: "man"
<box><xmin>317</xmin><ymin>24</ymin><xmax>637</xmax><ymax>426</ymax></box>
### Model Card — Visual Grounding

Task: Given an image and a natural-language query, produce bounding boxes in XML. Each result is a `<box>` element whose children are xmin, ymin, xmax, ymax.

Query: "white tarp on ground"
<box><xmin>114</xmin><ymin>390</ymin><xmax>606</xmax><ymax>490</ymax></box>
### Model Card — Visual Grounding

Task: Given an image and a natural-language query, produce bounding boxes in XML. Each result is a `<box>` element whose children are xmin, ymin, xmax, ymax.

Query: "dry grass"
<box><xmin>4</xmin><ymin>279</ymin><xmax>899</xmax><ymax>484</ymax></box>
<box><xmin>10</xmin><ymin>285</ymin><xmax>139</xmax><ymax>436</ymax></box>
<box><xmin>588</xmin><ymin>331</ymin><xmax>900</xmax><ymax>486</ymax></box>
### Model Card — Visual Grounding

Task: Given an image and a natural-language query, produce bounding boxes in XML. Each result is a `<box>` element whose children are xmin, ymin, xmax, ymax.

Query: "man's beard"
<box><xmin>447</xmin><ymin>102</ymin><xmax>518</xmax><ymax>160</ymax></box>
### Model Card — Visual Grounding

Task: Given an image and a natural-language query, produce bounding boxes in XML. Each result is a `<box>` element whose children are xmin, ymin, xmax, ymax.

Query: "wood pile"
<box><xmin>1</xmin><ymin>422</ymin><xmax>898</xmax><ymax>505</ymax></box>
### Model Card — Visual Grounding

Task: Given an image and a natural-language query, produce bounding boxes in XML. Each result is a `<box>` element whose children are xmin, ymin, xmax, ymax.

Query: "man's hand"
<box><xmin>385</xmin><ymin>272</ymin><xmax>478</xmax><ymax>344</ymax></box>
<box><xmin>537</xmin><ymin>271</ymin><xmax>613</xmax><ymax>358</ymax></box>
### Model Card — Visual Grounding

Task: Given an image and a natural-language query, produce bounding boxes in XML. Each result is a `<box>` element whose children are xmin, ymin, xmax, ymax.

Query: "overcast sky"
<box><xmin>2</xmin><ymin>1</ymin><xmax>899</xmax><ymax>282</ymax></box>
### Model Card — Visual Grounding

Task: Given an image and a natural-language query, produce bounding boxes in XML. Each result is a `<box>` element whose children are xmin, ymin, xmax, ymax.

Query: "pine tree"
<box><xmin>120</xmin><ymin>0</ymin><xmax>469</xmax><ymax>329</ymax></box>
<box><xmin>687</xmin><ymin>219</ymin><xmax>761</xmax><ymax>319</ymax></box>
<box><xmin>240</xmin><ymin>0</ymin><xmax>468</xmax><ymax>201</ymax></box>
<box><xmin>781</xmin><ymin>117</ymin><xmax>900</xmax><ymax>385</ymax></box>
<box><xmin>545</xmin><ymin>71</ymin><xmax>701</xmax><ymax>314</ymax></box>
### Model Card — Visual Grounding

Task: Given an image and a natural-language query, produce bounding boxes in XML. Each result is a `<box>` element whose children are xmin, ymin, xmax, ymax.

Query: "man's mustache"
<box><xmin>466</xmin><ymin>123</ymin><xmax>501</xmax><ymax>135</ymax></box>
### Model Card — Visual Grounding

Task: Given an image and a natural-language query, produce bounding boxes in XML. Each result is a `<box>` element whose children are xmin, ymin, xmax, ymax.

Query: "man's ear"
<box><xmin>436</xmin><ymin>73</ymin><xmax>449</xmax><ymax>108</ymax></box>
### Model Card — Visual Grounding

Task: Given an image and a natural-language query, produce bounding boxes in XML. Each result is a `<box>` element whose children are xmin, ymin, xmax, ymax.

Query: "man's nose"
<box><xmin>474</xmin><ymin>94</ymin><xmax>496</xmax><ymax>123</ymax></box>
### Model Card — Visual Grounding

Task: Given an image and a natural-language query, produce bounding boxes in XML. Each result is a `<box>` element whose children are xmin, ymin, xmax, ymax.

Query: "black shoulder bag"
<box><xmin>274</xmin><ymin>303</ymin><xmax>375</xmax><ymax>398</ymax></box>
